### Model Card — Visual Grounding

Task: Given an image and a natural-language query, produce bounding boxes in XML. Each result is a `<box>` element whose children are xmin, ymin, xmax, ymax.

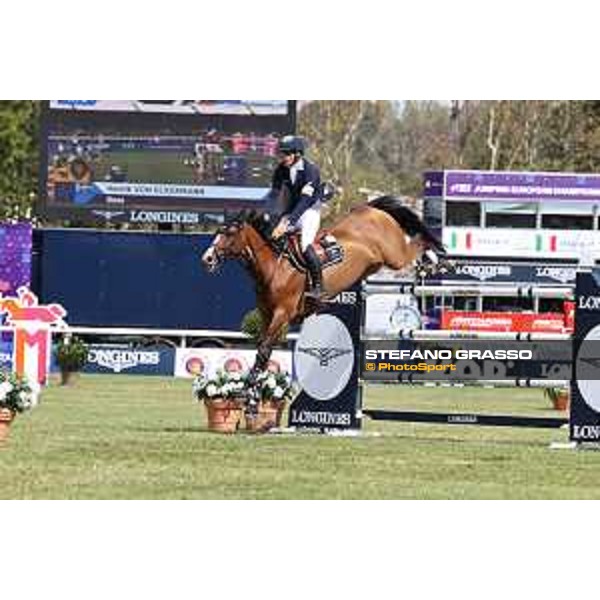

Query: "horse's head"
<box><xmin>201</xmin><ymin>220</ymin><xmax>250</xmax><ymax>273</ymax></box>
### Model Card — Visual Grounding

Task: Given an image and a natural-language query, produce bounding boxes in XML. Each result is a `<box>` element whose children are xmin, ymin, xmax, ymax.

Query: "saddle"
<box><xmin>281</xmin><ymin>231</ymin><xmax>344</xmax><ymax>274</ymax></box>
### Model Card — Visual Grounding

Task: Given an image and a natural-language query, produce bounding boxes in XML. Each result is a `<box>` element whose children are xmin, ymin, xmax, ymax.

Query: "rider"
<box><xmin>270</xmin><ymin>135</ymin><xmax>324</xmax><ymax>301</ymax></box>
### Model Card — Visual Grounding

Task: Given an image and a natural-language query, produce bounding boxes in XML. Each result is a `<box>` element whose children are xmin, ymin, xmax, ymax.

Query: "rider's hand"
<box><xmin>272</xmin><ymin>219</ymin><xmax>289</xmax><ymax>239</ymax></box>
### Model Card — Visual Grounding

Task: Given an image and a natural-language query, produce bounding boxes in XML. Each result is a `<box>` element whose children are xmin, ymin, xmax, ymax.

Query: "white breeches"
<box><xmin>297</xmin><ymin>202</ymin><xmax>322</xmax><ymax>251</ymax></box>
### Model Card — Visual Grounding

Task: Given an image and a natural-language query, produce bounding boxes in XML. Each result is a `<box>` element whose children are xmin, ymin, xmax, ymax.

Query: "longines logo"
<box><xmin>294</xmin><ymin>314</ymin><xmax>355</xmax><ymax>401</ymax></box>
<box><xmin>572</xmin><ymin>425</ymin><xmax>600</xmax><ymax>440</ymax></box>
<box><xmin>130</xmin><ymin>210</ymin><xmax>200</xmax><ymax>224</ymax></box>
<box><xmin>88</xmin><ymin>349</ymin><xmax>160</xmax><ymax>373</ymax></box>
<box><xmin>92</xmin><ymin>210</ymin><xmax>126</xmax><ymax>222</ymax></box>
<box><xmin>536</xmin><ymin>266</ymin><xmax>576</xmax><ymax>284</ymax></box>
<box><xmin>297</xmin><ymin>346</ymin><xmax>353</xmax><ymax>367</ymax></box>
<box><xmin>578</xmin><ymin>295</ymin><xmax>600</xmax><ymax>310</ymax></box>
<box><xmin>456</xmin><ymin>264</ymin><xmax>511</xmax><ymax>281</ymax></box>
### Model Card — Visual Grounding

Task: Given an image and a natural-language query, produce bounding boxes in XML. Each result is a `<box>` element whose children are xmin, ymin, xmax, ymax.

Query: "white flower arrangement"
<box><xmin>193</xmin><ymin>369</ymin><xmax>248</xmax><ymax>403</ymax></box>
<box><xmin>0</xmin><ymin>370</ymin><xmax>39</xmax><ymax>413</ymax></box>
<box><xmin>192</xmin><ymin>368</ymin><xmax>295</xmax><ymax>404</ymax></box>
<box><xmin>255</xmin><ymin>370</ymin><xmax>295</xmax><ymax>403</ymax></box>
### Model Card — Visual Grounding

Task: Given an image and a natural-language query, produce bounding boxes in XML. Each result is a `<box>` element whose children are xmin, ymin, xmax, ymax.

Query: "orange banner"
<box><xmin>440</xmin><ymin>310</ymin><xmax>570</xmax><ymax>333</ymax></box>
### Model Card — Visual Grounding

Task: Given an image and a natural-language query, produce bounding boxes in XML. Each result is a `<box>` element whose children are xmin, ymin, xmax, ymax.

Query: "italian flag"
<box><xmin>449</xmin><ymin>231</ymin><xmax>472</xmax><ymax>251</ymax></box>
<box><xmin>535</xmin><ymin>234</ymin><xmax>558</xmax><ymax>253</ymax></box>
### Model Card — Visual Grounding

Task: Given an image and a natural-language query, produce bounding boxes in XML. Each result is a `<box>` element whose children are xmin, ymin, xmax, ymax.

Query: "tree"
<box><xmin>0</xmin><ymin>101</ymin><xmax>40</xmax><ymax>220</ymax></box>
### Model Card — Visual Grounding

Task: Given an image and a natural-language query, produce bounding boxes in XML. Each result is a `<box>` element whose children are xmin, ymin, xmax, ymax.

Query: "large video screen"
<box><xmin>39</xmin><ymin>100</ymin><xmax>296</xmax><ymax>225</ymax></box>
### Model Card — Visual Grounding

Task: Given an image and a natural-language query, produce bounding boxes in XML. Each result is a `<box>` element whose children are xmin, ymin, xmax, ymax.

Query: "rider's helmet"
<box><xmin>278</xmin><ymin>135</ymin><xmax>306</xmax><ymax>155</ymax></box>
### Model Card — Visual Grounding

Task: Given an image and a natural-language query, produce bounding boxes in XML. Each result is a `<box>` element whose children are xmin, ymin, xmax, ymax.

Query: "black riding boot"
<box><xmin>303</xmin><ymin>245</ymin><xmax>323</xmax><ymax>301</ymax></box>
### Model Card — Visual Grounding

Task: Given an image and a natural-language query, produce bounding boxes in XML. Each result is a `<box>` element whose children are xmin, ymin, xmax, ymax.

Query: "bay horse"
<box><xmin>201</xmin><ymin>196</ymin><xmax>447</xmax><ymax>409</ymax></box>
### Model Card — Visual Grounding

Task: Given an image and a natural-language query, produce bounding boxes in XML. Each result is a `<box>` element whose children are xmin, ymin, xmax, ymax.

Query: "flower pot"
<box><xmin>0</xmin><ymin>408</ymin><xmax>15</xmax><ymax>445</ymax></box>
<box><xmin>204</xmin><ymin>398</ymin><xmax>243</xmax><ymax>433</ymax></box>
<box><xmin>60</xmin><ymin>369</ymin><xmax>79</xmax><ymax>386</ymax></box>
<box><xmin>552</xmin><ymin>390</ymin><xmax>570</xmax><ymax>412</ymax></box>
<box><xmin>245</xmin><ymin>400</ymin><xmax>286</xmax><ymax>433</ymax></box>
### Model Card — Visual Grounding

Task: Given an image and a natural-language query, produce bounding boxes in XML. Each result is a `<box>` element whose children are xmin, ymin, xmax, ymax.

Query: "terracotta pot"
<box><xmin>552</xmin><ymin>390</ymin><xmax>570</xmax><ymax>412</ymax></box>
<box><xmin>0</xmin><ymin>408</ymin><xmax>15</xmax><ymax>445</ymax></box>
<box><xmin>204</xmin><ymin>398</ymin><xmax>243</xmax><ymax>433</ymax></box>
<box><xmin>60</xmin><ymin>369</ymin><xmax>79</xmax><ymax>386</ymax></box>
<box><xmin>245</xmin><ymin>400</ymin><xmax>286</xmax><ymax>433</ymax></box>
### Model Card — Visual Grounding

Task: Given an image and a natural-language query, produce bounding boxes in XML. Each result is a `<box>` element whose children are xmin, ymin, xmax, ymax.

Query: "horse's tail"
<box><xmin>368</xmin><ymin>195</ymin><xmax>446</xmax><ymax>255</ymax></box>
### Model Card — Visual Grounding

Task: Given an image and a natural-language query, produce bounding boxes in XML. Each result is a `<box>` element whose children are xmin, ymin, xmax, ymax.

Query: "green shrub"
<box><xmin>55</xmin><ymin>337</ymin><xmax>88</xmax><ymax>373</ymax></box>
<box><xmin>241</xmin><ymin>309</ymin><xmax>288</xmax><ymax>343</ymax></box>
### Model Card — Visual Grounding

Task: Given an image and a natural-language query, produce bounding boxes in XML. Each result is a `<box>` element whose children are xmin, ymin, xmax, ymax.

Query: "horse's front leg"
<box><xmin>246</xmin><ymin>308</ymin><xmax>289</xmax><ymax>415</ymax></box>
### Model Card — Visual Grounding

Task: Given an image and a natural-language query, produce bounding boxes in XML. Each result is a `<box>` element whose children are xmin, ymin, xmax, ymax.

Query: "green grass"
<box><xmin>91</xmin><ymin>150</ymin><xmax>273</xmax><ymax>185</ymax></box>
<box><xmin>1</xmin><ymin>374</ymin><xmax>599</xmax><ymax>499</ymax></box>
<box><xmin>94</xmin><ymin>151</ymin><xmax>193</xmax><ymax>183</ymax></box>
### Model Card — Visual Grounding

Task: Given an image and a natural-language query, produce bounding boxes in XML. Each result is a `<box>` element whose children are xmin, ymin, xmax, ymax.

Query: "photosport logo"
<box><xmin>294</xmin><ymin>314</ymin><xmax>354</xmax><ymax>401</ymax></box>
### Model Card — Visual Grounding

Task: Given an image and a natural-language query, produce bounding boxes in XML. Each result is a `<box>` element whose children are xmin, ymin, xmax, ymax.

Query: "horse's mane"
<box><xmin>228</xmin><ymin>210</ymin><xmax>274</xmax><ymax>243</ymax></box>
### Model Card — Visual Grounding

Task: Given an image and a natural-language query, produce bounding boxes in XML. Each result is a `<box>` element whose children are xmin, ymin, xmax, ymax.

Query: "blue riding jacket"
<box><xmin>269</xmin><ymin>158</ymin><xmax>323</xmax><ymax>227</ymax></box>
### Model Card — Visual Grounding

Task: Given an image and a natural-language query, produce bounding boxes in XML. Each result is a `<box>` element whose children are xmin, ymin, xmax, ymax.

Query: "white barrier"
<box><xmin>381</xmin><ymin>378</ymin><xmax>570</xmax><ymax>388</ymax></box>
<box><xmin>389</xmin><ymin>330</ymin><xmax>571</xmax><ymax>341</ymax></box>
<box><xmin>362</xmin><ymin>283</ymin><xmax>574</xmax><ymax>298</ymax></box>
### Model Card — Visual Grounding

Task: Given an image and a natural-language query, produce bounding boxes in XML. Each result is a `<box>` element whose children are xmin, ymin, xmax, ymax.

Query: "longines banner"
<box><xmin>82</xmin><ymin>345</ymin><xmax>175</xmax><ymax>376</ymax></box>
<box><xmin>571</xmin><ymin>270</ymin><xmax>600</xmax><ymax>441</ymax></box>
<box><xmin>288</xmin><ymin>286</ymin><xmax>362</xmax><ymax>430</ymax></box>
<box><xmin>438</xmin><ymin>262</ymin><xmax>577</xmax><ymax>285</ymax></box>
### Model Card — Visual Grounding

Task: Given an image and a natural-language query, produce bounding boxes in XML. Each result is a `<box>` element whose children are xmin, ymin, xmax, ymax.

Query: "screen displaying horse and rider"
<box><xmin>39</xmin><ymin>100</ymin><xmax>296</xmax><ymax>224</ymax></box>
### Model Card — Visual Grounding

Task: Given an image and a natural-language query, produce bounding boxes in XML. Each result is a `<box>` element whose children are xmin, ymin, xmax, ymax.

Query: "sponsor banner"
<box><xmin>362</xmin><ymin>340</ymin><xmax>572</xmax><ymax>382</ymax></box>
<box><xmin>174</xmin><ymin>348</ymin><xmax>292</xmax><ymax>379</ymax></box>
<box><xmin>444</xmin><ymin>170</ymin><xmax>600</xmax><ymax>202</ymax></box>
<box><xmin>368</xmin><ymin>261</ymin><xmax>577</xmax><ymax>286</ymax></box>
<box><xmin>571</xmin><ymin>269</ymin><xmax>600</xmax><ymax>441</ymax></box>
<box><xmin>423</xmin><ymin>170</ymin><xmax>445</xmax><ymax>198</ymax></box>
<box><xmin>82</xmin><ymin>345</ymin><xmax>175</xmax><ymax>375</ymax></box>
<box><xmin>0</xmin><ymin>223</ymin><xmax>32</xmax><ymax>297</ymax></box>
<box><xmin>444</xmin><ymin>227</ymin><xmax>600</xmax><ymax>259</ymax></box>
<box><xmin>440</xmin><ymin>311</ymin><xmax>569</xmax><ymax>333</ymax></box>
<box><xmin>288</xmin><ymin>285</ymin><xmax>362</xmax><ymax>430</ymax></box>
<box><xmin>442</xmin><ymin>262</ymin><xmax>576</xmax><ymax>285</ymax></box>
<box><xmin>0</xmin><ymin>339</ymin><xmax>13</xmax><ymax>370</ymax></box>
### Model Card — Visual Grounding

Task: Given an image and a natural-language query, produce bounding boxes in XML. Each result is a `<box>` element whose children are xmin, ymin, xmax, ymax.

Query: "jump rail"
<box><xmin>362</xmin><ymin>283</ymin><xmax>574</xmax><ymax>298</ymax></box>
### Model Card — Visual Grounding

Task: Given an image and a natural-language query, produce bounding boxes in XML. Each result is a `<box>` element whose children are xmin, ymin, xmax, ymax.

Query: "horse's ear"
<box><xmin>226</xmin><ymin>211</ymin><xmax>243</xmax><ymax>226</ymax></box>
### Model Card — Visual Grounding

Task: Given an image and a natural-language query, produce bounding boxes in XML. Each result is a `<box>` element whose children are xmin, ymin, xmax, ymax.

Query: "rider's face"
<box><xmin>279</xmin><ymin>152</ymin><xmax>297</xmax><ymax>168</ymax></box>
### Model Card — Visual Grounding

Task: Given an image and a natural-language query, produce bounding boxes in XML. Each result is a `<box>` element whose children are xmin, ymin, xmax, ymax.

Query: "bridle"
<box><xmin>207</xmin><ymin>221</ymin><xmax>281</xmax><ymax>284</ymax></box>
